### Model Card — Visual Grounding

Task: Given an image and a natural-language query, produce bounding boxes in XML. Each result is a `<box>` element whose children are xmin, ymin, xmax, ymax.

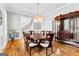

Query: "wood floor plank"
<box><xmin>2</xmin><ymin>39</ymin><xmax>79</xmax><ymax>56</ymax></box>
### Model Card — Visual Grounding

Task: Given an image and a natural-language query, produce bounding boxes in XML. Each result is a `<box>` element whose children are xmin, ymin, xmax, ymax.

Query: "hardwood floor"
<box><xmin>2</xmin><ymin>39</ymin><xmax>79</xmax><ymax>56</ymax></box>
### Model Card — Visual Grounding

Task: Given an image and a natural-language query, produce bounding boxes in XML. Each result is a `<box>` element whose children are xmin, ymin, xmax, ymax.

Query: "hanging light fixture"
<box><xmin>33</xmin><ymin>3</ymin><xmax>44</xmax><ymax>23</ymax></box>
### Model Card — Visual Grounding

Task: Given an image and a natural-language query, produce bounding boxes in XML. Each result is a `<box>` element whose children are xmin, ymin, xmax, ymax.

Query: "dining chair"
<box><xmin>41</xmin><ymin>31</ymin><xmax>45</xmax><ymax>35</ymax></box>
<box><xmin>29</xmin><ymin>39</ymin><xmax>39</xmax><ymax>56</ymax></box>
<box><xmin>40</xmin><ymin>33</ymin><xmax>54</xmax><ymax>56</ymax></box>
<box><xmin>23</xmin><ymin>32</ymin><xmax>29</xmax><ymax>51</ymax></box>
<box><xmin>29</xmin><ymin>31</ymin><xmax>34</xmax><ymax>35</ymax></box>
<box><xmin>23</xmin><ymin>32</ymin><xmax>38</xmax><ymax>56</ymax></box>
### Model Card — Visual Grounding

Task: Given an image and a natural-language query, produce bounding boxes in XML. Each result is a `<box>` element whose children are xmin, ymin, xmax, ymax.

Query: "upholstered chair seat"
<box><xmin>40</xmin><ymin>40</ymin><xmax>49</xmax><ymax>47</ymax></box>
<box><xmin>29</xmin><ymin>42</ymin><xmax>38</xmax><ymax>47</ymax></box>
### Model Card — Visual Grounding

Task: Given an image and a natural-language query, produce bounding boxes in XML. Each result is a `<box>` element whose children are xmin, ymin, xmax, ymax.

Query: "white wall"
<box><xmin>20</xmin><ymin>15</ymin><xmax>33</xmax><ymax>31</ymax></box>
<box><xmin>42</xmin><ymin>18</ymin><xmax>53</xmax><ymax>31</ymax></box>
<box><xmin>0</xmin><ymin>4</ymin><xmax>7</xmax><ymax>52</ymax></box>
<box><xmin>7</xmin><ymin>12</ymin><xmax>21</xmax><ymax>31</ymax></box>
<box><xmin>7</xmin><ymin>12</ymin><xmax>21</xmax><ymax>40</ymax></box>
<box><xmin>7</xmin><ymin>12</ymin><xmax>33</xmax><ymax>39</ymax></box>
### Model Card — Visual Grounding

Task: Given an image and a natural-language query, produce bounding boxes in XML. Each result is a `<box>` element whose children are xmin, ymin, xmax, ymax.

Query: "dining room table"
<box><xmin>30</xmin><ymin>34</ymin><xmax>46</xmax><ymax>40</ymax></box>
<box><xmin>30</xmin><ymin>32</ymin><xmax>54</xmax><ymax>42</ymax></box>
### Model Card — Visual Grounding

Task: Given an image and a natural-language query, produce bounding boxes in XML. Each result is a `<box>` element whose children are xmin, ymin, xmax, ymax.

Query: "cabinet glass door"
<box><xmin>75</xmin><ymin>17</ymin><xmax>79</xmax><ymax>41</ymax></box>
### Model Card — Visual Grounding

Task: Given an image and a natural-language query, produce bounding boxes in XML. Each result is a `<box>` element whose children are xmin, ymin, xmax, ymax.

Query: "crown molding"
<box><xmin>43</xmin><ymin>3</ymin><xmax>72</xmax><ymax>16</ymax></box>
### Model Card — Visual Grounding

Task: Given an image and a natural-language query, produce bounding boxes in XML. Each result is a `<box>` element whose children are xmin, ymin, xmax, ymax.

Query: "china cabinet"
<box><xmin>55</xmin><ymin>11</ymin><xmax>79</xmax><ymax>47</ymax></box>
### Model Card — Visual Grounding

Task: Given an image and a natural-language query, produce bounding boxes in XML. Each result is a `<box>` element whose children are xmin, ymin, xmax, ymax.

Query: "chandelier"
<box><xmin>33</xmin><ymin>3</ymin><xmax>44</xmax><ymax>23</ymax></box>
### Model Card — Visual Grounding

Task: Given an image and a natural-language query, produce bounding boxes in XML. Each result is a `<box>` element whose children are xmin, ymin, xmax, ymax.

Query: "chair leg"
<box><xmin>46</xmin><ymin>48</ymin><xmax>48</xmax><ymax>56</ymax></box>
<box><xmin>26</xmin><ymin>46</ymin><xmax>28</xmax><ymax>51</ymax></box>
<box><xmin>25</xmin><ymin>45</ymin><xmax>28</xmax><ymax>51</ymax></box>
<box><xmin>51</xmin><ymin>46</ymin><xmax>53</xmax><ymax>53</ymax></box>
<box><xmin>38</xmin><ymin>45</ymin><xmax>39</xmax><ymax>52</ymax></box>
<box><xmin>29</xmin><ymin>48</ymin><xmax>31</xmax><ymax>56</ymax></box>
<box><xmin>24</xmin><ymin>48</ymin><xmax>26</xmax><ymax>55</ymax></box>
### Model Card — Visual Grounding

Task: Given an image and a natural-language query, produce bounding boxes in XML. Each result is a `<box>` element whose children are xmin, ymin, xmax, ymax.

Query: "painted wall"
<box><xmin>42</xmin><ymin>17</ymin><xmax>54</xmax><ymax>31</ymax></box>
<box><xmin>0</xmin><ymin>4</ymin><xmax>7</xmax><ymax>52</ymax></box>
<box><xmin>7</xmin><ymin>12</ymin><xmax>21</xmax><ymax>31</ymax></box>
<box><xmin>20</xmin><ymin>15</ymin><xmax>33</xmax><ymax>31</ymax></box>
<box><xmin>7</xmin><ymin>12</ymin><xmax>33</xmax><ymax>39</ymax></box>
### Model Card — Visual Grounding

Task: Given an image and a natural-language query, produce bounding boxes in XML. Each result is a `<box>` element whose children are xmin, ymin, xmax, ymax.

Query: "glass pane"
<box><xmin>64</xmin><ymin>19</ymin><xmax>69</xmax><ymax>30</ymax></box>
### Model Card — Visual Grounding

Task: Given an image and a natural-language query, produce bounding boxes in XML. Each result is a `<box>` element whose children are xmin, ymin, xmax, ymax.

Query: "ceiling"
<box><xmin>2</xmin><ymin>3</ymin><xmax>69</xmax><ymax>16</ymax></box>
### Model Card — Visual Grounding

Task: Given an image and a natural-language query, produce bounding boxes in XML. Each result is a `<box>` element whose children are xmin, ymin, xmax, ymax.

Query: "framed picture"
<box><xmin>0</xmin><ymin>17</ymin><xmax>2</xmax><ymax>25</ymax></box>
<box><xmin>0</xmin><ymin>10</ymin><xmax>2</xmax><ymax>25</ymax></box>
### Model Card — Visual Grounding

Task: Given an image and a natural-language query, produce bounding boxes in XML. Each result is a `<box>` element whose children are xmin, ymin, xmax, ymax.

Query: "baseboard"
<box><xmin>60</xmin><ymin>40</ymin><xmax>79</xmax><ymax>47</ymax></box>
<box><xmin>0</xmin><ymin>40</ymin><xmax>8</xmax><ymax>53</ymax></box>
